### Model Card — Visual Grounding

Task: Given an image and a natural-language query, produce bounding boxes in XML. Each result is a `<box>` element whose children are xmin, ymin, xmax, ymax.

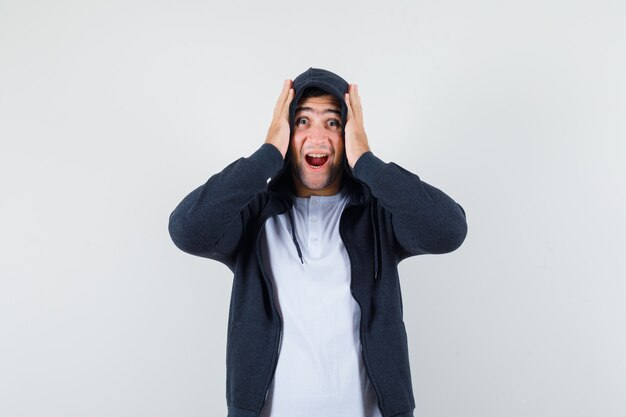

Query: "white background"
<box><xmin>1</xmin><ymin>1</ymin><xmax>625</xmax><ymax>416</ymax></box>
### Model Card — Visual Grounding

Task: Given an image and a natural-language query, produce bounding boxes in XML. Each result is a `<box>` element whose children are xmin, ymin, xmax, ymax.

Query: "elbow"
<box><xmin>418</xmin><ymin>224</ymin><xmax>466</xmax><ymax>255</ymax></box>
<box><xmin>168</xmin><ymin>212</ymin><xmax>190</xmax><ymax>253</ymax></box>
<box><xmin>439</xmin><ymin>216</ymin><xmax>467</xmax><ymax>253</ymax></box>
<box><xmin>434</xmin><ymin>203</ymin><xmax>468</xmax><ymax>253</ymax></box>
<box><xmin>168</xmin><ymin>211</ymin><xmax>207</xmax><ymax>255</ymax></box>
<box><xmin>394</xmin><ymin>201</ymin><xmax>468</xmax><ymax>258</ymax></box>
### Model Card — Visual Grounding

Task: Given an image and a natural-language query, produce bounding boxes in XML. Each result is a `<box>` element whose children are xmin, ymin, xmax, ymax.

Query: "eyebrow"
<box><xmin>295</xmin><ymin>106</ymin><xmax>341</xmax><ymax>116</ymax></box>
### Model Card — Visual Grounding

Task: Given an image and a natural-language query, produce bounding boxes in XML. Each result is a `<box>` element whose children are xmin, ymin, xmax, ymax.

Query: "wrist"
<box><xmin>348</xmin><ymin>145</ymin><xmax>371</xmax><ymax>168</ymax></box>
<box><xmin>264</xmin><ymin>140</ymin><xmax>287</xmax><ymax>159</ymax></box>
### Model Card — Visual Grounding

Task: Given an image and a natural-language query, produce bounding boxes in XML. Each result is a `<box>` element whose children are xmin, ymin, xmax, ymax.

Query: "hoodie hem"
<box><xmin>227</xmin><ymin>405</ymin><xmax>259</xmax><ymax>417</ymax></box>
<box><xmin>388</xmin><ymin>411</ymin><xmax>415</xmax><ymax>417</ymax></box>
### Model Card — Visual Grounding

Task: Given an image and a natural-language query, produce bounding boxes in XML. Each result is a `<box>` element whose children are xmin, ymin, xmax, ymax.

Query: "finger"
<box><xmin>351</xmin><ymin>84</ymin><xmax>362</xmax><ymax>109</ymax></box>
<box><xmin>282</xmin><ymin>87</ymin><xmax>294</xmax><ymax>117</ymax></box>
<box><xmin>275</xmin><ymin>80</ymin><xmax>289</xmax><ymax>103</ymax></box>
<box><xmin>274</xmin><ymin>79</ymin><xmax>291</xmax><ymax>113</ymax></box>
<box><xmin>349</xmin><ymin>85</ymin><xmax>363</xmax><ymax>121</ymax></box>
<box><xmin>344</xmin><ymin>92</ymin><xmax>353</xmax><ymax>122</ymax></box>
<box><xmin>348</xmin><ymin>84</ymin><xmax>358</xmax><ymax>105</ymax></box>
<box><xmin>279</xmin><ymin>80</ymin><xmax>291</xmax><ymax>104</ymax></box>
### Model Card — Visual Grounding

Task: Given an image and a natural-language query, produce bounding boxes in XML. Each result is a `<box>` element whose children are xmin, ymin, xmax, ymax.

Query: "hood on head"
<box><xmin>288</xmin><ymin>67</ymin><xmax>350</xmax><ymax>135</ymax></box>
<box><xmin>267</xmin><ymin>68</ymin><xmax>381</xmax><ymax>280</ymax></box>
<box><xmin>270</xmin><ymin>67</ymin><xmax>354</xmax><ymax>195</ymax></box>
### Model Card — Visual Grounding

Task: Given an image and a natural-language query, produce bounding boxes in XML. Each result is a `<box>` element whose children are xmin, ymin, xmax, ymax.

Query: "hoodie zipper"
<box><xmin>256</xmin><ymin>177</ymin><xmax>380</xmax><ymax>413</ymax></box>
<box><xmin>339</xmin><ymin>210</ymin><xmax>384</xmax><ymax>416</ymax></box>
<box><xmin>255</xmin><ymin>215</ymin><xmax>284</xmax><ymax>411</ymax></box>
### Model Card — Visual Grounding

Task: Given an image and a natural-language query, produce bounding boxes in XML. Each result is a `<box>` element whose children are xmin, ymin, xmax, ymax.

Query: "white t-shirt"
<box><xmin>259</xmin><ymin>185</ymin><xmax>382</xmax><ymax>417</ymax></box>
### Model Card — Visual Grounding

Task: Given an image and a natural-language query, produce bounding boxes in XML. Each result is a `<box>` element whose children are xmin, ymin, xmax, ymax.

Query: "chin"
<box><xmin>301</xmin><ymin>177</ymin><xmax>332</xmax><ymax>190</ymax></box>
<box><xmin>291</xmin><ymin>162</ymin><xmax>343</xmax><ymax>194</ymax></box>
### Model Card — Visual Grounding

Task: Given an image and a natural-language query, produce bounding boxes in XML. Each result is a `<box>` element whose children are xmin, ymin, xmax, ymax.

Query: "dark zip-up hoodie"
<box><xmin>168</xmin><ymin>67</ymin><xmax>468</xmax><ymax>417</ymax></box>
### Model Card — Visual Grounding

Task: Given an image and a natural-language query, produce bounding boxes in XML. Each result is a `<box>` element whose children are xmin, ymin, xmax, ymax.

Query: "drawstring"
<box><xmin>282</xmin><ymin>187</ymin><xmax>379</xmax><ymax>278</ymax></box>
<box><xmin>370</xmin><ymin>199</ymin><xmax>382</xmax><ymax>280</ymax></box>
<box><xmin>287</xmin><ymin>207</ymin><xmax>304</xmax><ymax>264</ymax></box>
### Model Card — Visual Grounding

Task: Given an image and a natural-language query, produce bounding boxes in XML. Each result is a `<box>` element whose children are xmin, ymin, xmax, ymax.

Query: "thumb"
<box><xmin>344</xmin><ymin>92</ymin><xmax>353</xmax><ymax>122</ymax></box>
<box><xmin>282</xmin><ymin>88</ymin><xmax>294</xmax><ymax>121</ymax></box>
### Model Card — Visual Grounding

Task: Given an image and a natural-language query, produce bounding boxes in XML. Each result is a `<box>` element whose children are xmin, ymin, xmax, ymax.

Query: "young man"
<box><xmin>169</xmin><ymin>68</ymin><xmax>468</xmax><ymax>417</ymax></box>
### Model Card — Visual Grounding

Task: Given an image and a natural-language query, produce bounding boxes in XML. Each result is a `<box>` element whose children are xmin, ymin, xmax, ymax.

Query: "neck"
<box><xmin>291</xmin><ymin>174</ymin><xmax>345</xmax><ymax>198</ymax></box>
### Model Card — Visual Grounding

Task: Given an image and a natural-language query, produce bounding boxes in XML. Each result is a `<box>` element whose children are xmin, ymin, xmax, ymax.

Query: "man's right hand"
<box><xmin>264</xmin><ymin>79</ymin><xmax>294</xmax><ymax>159</ymax></box>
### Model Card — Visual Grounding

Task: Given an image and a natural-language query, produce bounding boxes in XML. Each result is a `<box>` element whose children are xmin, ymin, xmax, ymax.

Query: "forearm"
<box><xmin>352</xmin><ymin>151</ymin><xmax>467</xmax><ymax>257</ymax></box>
<box><xmin>168</xmin><ymin>143</ymin><xmax>284</xmax><ymax>259</ymax></box>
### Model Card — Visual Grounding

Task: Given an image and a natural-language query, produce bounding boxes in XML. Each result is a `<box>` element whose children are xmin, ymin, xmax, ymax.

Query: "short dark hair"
<box><xmin>298</xmin><ymin>87</ymin><xmax>340</xmax><ymax>105</ymax></box>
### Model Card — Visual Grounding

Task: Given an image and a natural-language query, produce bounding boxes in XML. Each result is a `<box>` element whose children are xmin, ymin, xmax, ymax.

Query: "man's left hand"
<box><xmin>344</xmin><ymin>84</ymin><xmax>371</xmax><ymax>169</ymax></box>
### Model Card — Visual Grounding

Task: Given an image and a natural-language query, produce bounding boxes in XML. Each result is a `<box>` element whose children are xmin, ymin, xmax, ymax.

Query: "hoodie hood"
<box><xmin>268</xmin><ymin>67</ymin><xmax>357</xmax><ymax>197</ymax></box>
<box><xmin>269</xmin><ymin>68</ymin><xmax>381</xmax><ymax>279</ymax></box>
<box><xmin>288</xmin><ymin>67</ymin><xmax>350</xmax><ymax>135</ymax></box>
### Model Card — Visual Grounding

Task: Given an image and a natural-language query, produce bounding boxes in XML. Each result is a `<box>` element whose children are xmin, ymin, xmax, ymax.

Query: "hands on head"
<box><xmin>264</xmin><ymin>79</ymin><xmax>294</xmax><ymax>159</ymax></box>
<box><xmin>264</xmin><ymin>80</ymin><xmax>370</xmax><ymax>168</ymax></box>
<box><xmin>343</xmin><ymin>84</ymin><xmax>371</xmax><ymax>169</ymax></box>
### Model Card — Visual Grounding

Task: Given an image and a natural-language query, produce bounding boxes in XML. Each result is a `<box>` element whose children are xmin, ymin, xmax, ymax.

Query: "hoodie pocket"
<box><xmin>226</xmin><ymin>321</ymin><xmax>278</xmax><ymax>410</ymax></box>
<box><xmin>366</xmin><ymin>322</ymin><xmax>416</xmax><ymax>415</ymax></box>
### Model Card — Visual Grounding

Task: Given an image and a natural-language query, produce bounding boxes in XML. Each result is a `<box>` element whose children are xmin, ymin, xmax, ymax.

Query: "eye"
<box><xmin>296</xmin><ymin>118</ymin><xmax>308</xmax><ymax>126</ymax></box>
<box><xmin>328</xmin><ymin>119</ymin><xmax>342</xmax><ymax>128</ymax></box>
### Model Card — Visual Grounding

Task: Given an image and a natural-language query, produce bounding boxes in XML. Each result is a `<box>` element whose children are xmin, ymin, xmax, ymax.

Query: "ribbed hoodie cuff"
<box><xmin>246</xmin><ymin>143</ymin><xmax>285</xmax><ymax>183</ymax></box>
<box><xmin>351</xmin><ymin>151</ymin><xmax>386</xmax><ymax>186</ymax></box>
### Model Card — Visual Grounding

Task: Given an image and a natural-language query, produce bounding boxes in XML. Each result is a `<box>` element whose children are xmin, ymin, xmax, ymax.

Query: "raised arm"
<box><xmin>343</xmin><ymin>83</ymin><xmax>467</xmax><ymax>261</ymax></box>
<box><xmin>353</xmin><ymin>152</ymin><xmax>467</xmax><ymax>260</ymax></box>
<box><xmin>168</xmin><ymin>80</ymin><xmax>294</xmax><ymax>269</ymax></box>
<box><xmin>168</xmin><ymin>143</ymin><xmax>284</xmax><ymax>268</ymax></box>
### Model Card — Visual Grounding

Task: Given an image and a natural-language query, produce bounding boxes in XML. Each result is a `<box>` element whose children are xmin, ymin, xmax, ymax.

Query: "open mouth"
<box><xmin>305</xmin><ymin>153</ymin><xmax>329</xmax><ymax>169</ymax></box>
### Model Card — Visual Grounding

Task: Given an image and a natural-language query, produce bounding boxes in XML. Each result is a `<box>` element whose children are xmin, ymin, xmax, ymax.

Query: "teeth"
<box><xmin>307</xmin><ymin>153</ymin><xmax>328</xmax><ymax>157</ymax></box>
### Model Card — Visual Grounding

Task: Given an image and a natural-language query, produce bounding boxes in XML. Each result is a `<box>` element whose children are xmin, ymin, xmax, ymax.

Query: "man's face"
<box><xmin>289</xmin><ymin>94</ymin><xmax>345</xmax><ymax>197</ymax></box>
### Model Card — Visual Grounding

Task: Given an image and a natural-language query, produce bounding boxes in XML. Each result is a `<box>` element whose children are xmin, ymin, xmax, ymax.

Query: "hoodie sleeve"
<box><xmin>168</xmin><ymin>143</ymin><xmax>284</xmax><ymax>269</ymax></box>
<box><xmin>351</xmin><ymin>151</ymin><xmax>467</xmax><ymax>260</ymax></box>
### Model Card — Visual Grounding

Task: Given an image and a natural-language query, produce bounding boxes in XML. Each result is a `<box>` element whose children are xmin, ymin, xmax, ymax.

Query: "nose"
<box><xmin>307</xmin><ymin>122</ymin><xmax>330</xmax><ymax>143</ymax></box>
